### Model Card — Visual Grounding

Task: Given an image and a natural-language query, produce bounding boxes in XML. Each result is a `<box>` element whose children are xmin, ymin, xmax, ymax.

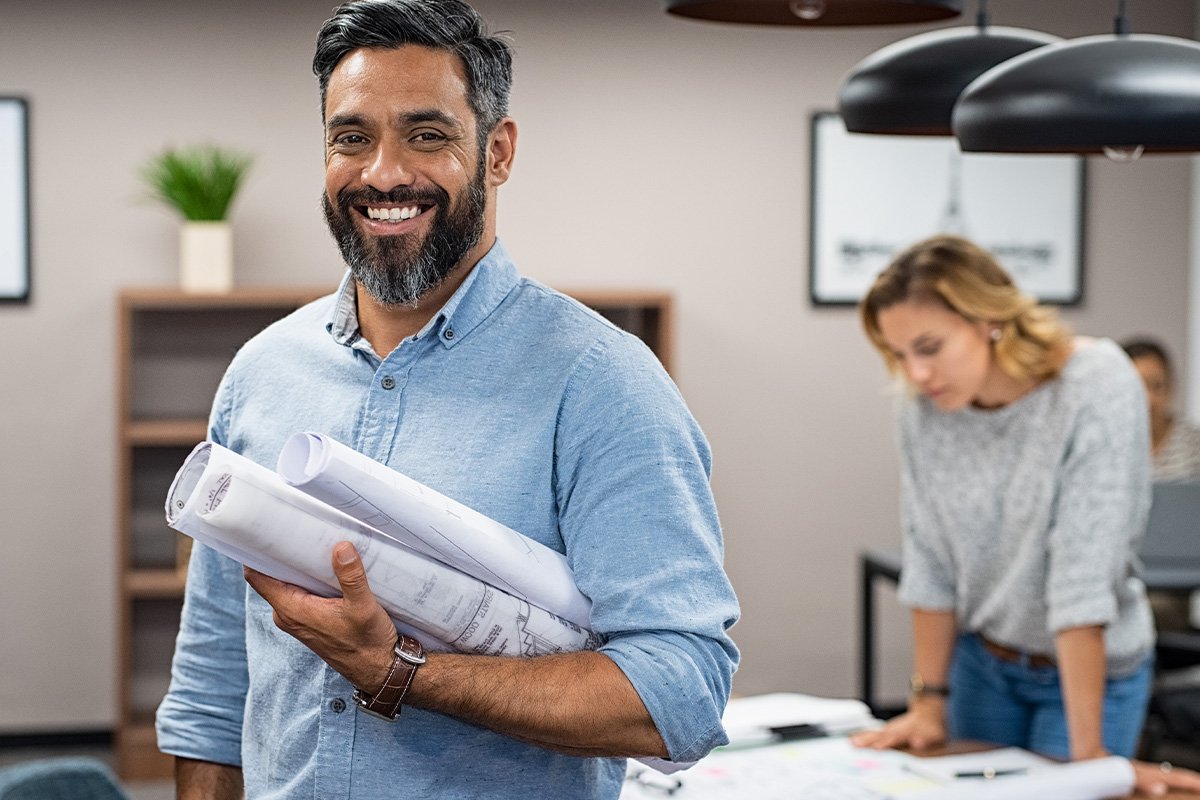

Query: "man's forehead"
<box><xmin>329</xmin><ymin>45</ymin><xmax>469</xmax><ymax>99</ymax></box>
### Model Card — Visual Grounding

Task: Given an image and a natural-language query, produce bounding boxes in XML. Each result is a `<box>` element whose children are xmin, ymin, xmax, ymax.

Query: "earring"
<box><xmin>990</xmin><ymin>327</ymin><xmax>1002</xmax><ymax>342</ymax></box>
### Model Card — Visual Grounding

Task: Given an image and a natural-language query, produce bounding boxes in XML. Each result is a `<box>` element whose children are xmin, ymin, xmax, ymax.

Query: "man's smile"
<box><xmin>362</xmin><ymin>203</ymin><xmax>434</xmax><ymax>224</ymax></box>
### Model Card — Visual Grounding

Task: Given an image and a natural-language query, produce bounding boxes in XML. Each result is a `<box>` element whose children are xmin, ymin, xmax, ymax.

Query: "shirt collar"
<box><xmin>325</xmin><ymin>239</ymin><xmax>519</xmax><ymax>350</ymax></box>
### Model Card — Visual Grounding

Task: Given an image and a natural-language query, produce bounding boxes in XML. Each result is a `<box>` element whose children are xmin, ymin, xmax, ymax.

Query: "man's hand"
<box><xmin>244</xmin><ymin>541</ymin><xmax>397</xmax><ymax>694</ymax></box>
<box><xmin>245</xmin><ymin>541</ymin><xmax>668</xmax><ymax>758</ymax></box>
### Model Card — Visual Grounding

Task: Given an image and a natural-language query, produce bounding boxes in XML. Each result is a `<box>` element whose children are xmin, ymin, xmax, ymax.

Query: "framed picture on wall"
<box><xmin>808</xmin><ymin>111</ymin><xmax>1086</xmax><ymax>307</ymax></box>
<box><xmin>1</xmin><ymin>97</ymin><xmax>30</xmax><ymax>304</ymax></box>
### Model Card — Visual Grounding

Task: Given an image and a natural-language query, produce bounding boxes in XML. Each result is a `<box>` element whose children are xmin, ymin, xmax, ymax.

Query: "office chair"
<box><xmin>0</xmin><ymin>757</ymin><xmax>132</xmax><ymax>800</ymax></box>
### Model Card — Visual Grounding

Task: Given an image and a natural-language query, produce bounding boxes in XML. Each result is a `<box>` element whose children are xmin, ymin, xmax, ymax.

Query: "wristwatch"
<box><xmin>353</xmin><ymin>634</ymin><xmax>426</xmax><ymax>721</ymax></box>
<box><xmin>909</xmin><ymin>673</ymin><xmax>950</xmax><ymax>698</ymax></box>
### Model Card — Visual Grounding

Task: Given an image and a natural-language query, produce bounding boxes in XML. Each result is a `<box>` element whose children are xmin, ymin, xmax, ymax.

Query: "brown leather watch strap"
<box><xmin>353</xmin><ymin>634</ymin><xmax>426</xmax><ymax>721</ymax></box>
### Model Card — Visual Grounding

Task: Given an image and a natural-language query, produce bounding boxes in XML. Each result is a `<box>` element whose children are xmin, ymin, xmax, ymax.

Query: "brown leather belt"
<box><xmin>979</xmin><ymin>634</ymin><xmax>1056</xmax><ymax>668</ymax></box>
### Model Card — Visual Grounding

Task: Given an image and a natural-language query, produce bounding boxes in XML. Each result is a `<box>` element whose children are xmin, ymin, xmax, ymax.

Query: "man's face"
<box><xmin>321</xmin><ymin>46</ymin><xmax>488</xmax><ymax>308</ymax></box>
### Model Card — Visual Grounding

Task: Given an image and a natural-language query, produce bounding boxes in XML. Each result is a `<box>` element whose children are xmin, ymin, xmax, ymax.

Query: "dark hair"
<box><xmin>1121</xmin><ymin>337</ymin><xmax>1172</xmax><ymax>377</ymax></box>
<box><xmin>313</xmin><ymin>0</ymin><xmax>513</xmax><ymax>142</ymax></box>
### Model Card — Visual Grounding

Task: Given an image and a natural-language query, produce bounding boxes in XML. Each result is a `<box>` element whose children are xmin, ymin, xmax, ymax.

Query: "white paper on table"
<box><xmin>904</xmin><ymin>754</ymin><xmax>1135</xmax><ymax>800</ymax></box>
<box><xmin>901</xmin><ymin>747</ymin><xmax>1052</xmax><ymax>783</ymax></box>
<box><xmin>166</xmin><ymin>442</ymin><xmax>600</xmax><ymax>657</ymax></box>
<box><xmin>721</xmin><ymin>692</ymin><xmax>879</xmax><ymax>747</ymax></box>
<box><xmin>276</xmin><ymin>432</ymin><xmax>593</xmax><ymax>629</ymax></box>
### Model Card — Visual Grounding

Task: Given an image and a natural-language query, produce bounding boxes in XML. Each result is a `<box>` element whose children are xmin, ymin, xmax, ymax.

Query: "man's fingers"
<box><xmin>245</xmin><ymin>566</ymin><xmax>289</xmax><ymax>599</ymax></box>
<box><xmin>332</xmin><ymin>542</ymin><xmax>373</xmax><ymax>602</ymax></box>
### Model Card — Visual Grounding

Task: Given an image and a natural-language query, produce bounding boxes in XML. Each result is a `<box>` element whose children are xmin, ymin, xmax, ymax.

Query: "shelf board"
<box><xmin>125</xmin><ymin>419</ymin><xmax>208</xmax><ymax>445</ymax></box>
<box><xmin>119</xmin><ymin>286</ymin><xmax>332</xmax><ymax>310</ymax></box>
<box><xmin>125</xmin><ymin>569</ymin><xmax>186</xmax><ymax>598</ymax></box>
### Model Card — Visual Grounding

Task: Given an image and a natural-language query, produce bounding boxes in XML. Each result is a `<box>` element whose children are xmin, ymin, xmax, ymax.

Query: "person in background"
<box><xmin>851</xmin><ymin>235</ymin><xmax>1200</xmax><ymax>796</ymax></box>
<box><xmin>1121</xmin><ymin>337</ymin><xmax>1200</xmax><ymax>634</ymax></box>
<box><xmin>1121</xmin><ymin>337</ymin><xmax>1200</xmax><ymax>483</ymax></box>
<box><xmin>154</xmin><ymin>2</ymin><xmax>740</xmax><ymax>798</ymax></box>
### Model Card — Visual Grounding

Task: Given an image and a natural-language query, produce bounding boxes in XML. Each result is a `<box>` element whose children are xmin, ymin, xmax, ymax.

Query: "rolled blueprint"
<box><xmin>166</xmin><ymin>442</ymin><xmax>601</xmax><ymax>657</ymax></box>
<box><xmin>277</xmin><ymin>432</ymin><xmax>593</xmax><ymax>629</ymax></box>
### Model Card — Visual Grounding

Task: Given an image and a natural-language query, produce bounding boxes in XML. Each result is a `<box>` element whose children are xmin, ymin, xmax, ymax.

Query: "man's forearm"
<box><xmin>176</xmin><ymin>757</ymin><xmax>244</xmax><ymax>800</ymax></box>
<box><xmin>407</xmin><ymin>649</ymin><xmax>668</xmax><ymax>758</ymax></box>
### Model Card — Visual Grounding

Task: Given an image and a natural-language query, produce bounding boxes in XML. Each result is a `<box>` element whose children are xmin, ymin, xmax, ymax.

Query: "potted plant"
<box><xmin>141</xmin><ymin>145</ymin><xmax>253</xmax><ymax>292</ymax></box>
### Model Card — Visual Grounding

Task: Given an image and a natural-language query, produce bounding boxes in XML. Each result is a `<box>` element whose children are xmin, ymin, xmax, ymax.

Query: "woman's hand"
<box><xmin>850</xmin><ymin>697</ymin><xmax>947</xmax><ymax>752</ymax></box>
<box><xmin>1129</xmin><ymin>759</ymin><xmax>1200</xmax><ymax>797</ymax></box>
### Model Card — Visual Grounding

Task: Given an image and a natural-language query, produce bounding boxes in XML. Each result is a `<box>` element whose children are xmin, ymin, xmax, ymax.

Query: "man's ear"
<box><xmin>486</xmin><ymin>118</ymin><xmax>517</xmax><ymax>187</ymax></box>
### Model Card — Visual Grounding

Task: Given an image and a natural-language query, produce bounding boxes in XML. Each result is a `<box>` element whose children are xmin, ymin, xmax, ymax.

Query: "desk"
<box><xmin>623</xmin><ymin>737</ymin><xmax>1200</xmax><ymax>799</ymax></box>
<box><xmin>859</xmin><ymin>550</ymin><xmax>903</xmax><ymax>716</ymax></box>
<box><xmin>858</xmin><ymin>549</ymin><xmax>1200</xmax><ymax>715</ymax></box>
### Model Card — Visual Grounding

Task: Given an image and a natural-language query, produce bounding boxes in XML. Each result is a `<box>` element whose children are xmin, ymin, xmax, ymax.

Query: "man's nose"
<box><xmin>362</xmin><ymin>139</ymin><xmax>415</xmax><ymax>193</ymax></box>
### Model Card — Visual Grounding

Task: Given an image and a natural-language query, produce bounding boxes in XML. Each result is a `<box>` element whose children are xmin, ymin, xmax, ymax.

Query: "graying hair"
<box><xmin>313</xmin><ymin>0</ymin><xmax>513</xmax><ymax>141</ymax></box>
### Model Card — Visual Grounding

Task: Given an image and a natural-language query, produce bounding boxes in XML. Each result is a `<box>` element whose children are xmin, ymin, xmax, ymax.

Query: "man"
<box><xmin>155</xmin><ymin>1</ymin><xmax>740</xmax><ymax>798</ymax></box>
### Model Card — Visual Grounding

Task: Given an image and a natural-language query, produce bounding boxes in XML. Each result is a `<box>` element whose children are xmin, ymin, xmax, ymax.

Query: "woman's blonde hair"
<box><xmin>860</xmin><ymin>235</ymin><xmax>1072</xmax><ymax>383</ymax></box>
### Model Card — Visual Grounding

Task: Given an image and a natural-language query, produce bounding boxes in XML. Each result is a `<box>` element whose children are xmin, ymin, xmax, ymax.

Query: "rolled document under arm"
<box><xmin>277</xmin><ymin>432</ymin><xmax>593</xmax><ymax>629</ymax></box>
<box><xmin>166</xmin><ymin>442</ymin><xmax>600</xmax><ymax>657</ymax></box>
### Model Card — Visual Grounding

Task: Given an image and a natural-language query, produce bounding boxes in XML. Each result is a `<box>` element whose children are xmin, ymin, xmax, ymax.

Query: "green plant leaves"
<box><xmin>140</xmin><ymin>145</ymin><xmax>253</xmax><ymax>221</ymax></box>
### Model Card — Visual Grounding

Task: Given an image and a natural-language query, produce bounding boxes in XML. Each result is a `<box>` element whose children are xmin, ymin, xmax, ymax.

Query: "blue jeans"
<box><xmin>947</xmin><ymin>633</ymin><xmax>1153</xmax><ymax>759</ymax></box>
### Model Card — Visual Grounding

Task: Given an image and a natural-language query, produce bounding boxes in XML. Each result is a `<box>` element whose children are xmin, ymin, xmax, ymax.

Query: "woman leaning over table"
<box><xmin>849</xmin><ymin>235</ymin><xmax>1200</xmax><ymax>796</ymax></box>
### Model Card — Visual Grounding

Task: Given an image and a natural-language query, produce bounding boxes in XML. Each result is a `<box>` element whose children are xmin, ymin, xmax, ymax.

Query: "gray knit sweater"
<box><xmin>895</xmin><ymin>338</ymin><xmax>1154</xmax><ymax>677</ymax></box>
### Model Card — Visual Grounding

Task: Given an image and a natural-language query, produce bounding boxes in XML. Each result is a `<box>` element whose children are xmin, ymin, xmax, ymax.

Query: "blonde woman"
<box><xmin>851</xmin><ymin>235</ymin><xmax>1200</xmax><ymax>795</ymax></box>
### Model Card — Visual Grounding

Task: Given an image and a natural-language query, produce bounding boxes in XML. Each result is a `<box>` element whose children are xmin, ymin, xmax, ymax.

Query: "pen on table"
<box><xmin>955</xmin><ymin>767</ymin><xmax>1029</xmax><ymax>779</ymax></box>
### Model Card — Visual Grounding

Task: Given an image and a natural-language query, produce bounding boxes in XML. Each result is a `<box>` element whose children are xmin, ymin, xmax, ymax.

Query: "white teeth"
<box><xmin>368</xmin><ymin>205</ymin><xmax>420</xmax><ymax>221</ymax></box>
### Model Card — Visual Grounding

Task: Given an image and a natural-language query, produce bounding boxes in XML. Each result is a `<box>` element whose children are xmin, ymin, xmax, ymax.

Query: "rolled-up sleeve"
<box><xmin>554</xmin><ymin>337</ymin><xmax>740</xmax><ymax>764</ymax></box>
<box><xmin>1046</xmin><ymin>365</ymin><xmax>1150</xmax><ymax>633</ymax></box>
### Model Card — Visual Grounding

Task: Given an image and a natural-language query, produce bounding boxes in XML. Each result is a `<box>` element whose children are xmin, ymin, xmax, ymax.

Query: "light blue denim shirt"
<box><xmin>156</xmin><ymin>240</ymin><xmax>740</xmax><ymax>799</ymax></box>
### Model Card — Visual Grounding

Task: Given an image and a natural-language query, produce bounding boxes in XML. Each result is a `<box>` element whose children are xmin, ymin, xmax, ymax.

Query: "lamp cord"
<box><xmin>1114</xmin><ymin>0</ymin><xmax>1130</xmax><ymax>35</ymax></box>
<box><xmin>976</xmin><ymin>0</ymin><xmax>989</xmax><ymax>31</ymax></box>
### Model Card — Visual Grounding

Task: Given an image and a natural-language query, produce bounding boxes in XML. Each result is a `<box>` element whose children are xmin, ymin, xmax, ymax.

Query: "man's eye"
<box><xmin>412</xmin><ymin>131</ymin><xmax>447</xmax><ymax>146</ymax></box>
<box><xmin>331</xmin><ymin>133</ymin><xmax>368</xmax><ymax>147</ymax></box>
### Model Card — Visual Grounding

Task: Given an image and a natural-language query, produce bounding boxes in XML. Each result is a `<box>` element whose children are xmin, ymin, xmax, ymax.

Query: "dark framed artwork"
<box><xmin>1</xmin><ymin>97</ymin><xmax>30</xmax><ymax>304</ymax></box>
<box><xmin>808</xmin><ymin>111</ymin><xmax>1086</xmax><ymax>307</ymax></box>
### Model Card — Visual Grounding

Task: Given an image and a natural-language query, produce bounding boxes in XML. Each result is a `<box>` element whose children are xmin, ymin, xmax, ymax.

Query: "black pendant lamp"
<box><xmin>665</xmin><ymin>0</ymin><xmax>962</xmax><ymax>26</ymax></box>
<box><xmin>953</xmin><ymin>1</ymin><xmax>1200</xmax><ymax>157</ymax></box>
<box><xmin>838</xmin><ymin>1</ymin><xmax>1058</xmax><ymax>135</ymax></box>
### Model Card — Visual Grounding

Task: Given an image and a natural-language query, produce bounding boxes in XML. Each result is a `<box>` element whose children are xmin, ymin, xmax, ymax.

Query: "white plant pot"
<box><xmin>180</xmin><ymin>221</ymin><xmax>233</xmax><ymax>293</ymax></box>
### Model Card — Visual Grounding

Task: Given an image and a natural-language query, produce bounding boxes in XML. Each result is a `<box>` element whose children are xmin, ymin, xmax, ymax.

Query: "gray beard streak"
<box><xmin>347</xmin><ymin>237</ymin><xmax>447</xmax><ymax>309</ymax></box>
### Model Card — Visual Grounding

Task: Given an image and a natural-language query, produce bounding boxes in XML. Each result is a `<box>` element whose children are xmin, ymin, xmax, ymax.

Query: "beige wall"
<box><xmin>0</xmin><ymin>0</ymin><xmax>1194</xmax><ymax>731</ymax></box>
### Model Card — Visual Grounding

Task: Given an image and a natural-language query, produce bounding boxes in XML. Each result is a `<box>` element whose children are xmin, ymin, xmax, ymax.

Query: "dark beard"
<box><xmin>321</xmin><ymin>162</ymin><xmax>487</xmax><ymax>308</ymax></box>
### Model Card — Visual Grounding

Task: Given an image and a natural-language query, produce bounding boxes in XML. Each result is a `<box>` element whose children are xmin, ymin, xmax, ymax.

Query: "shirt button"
<box><xmin>330</xmin><ymin>698</ymin><xmax>346</xmax><ymax>713</ymax></box>
<box><xmin>444</xmin><ymin>328</ymin><xmax>455</xmax><ymax>340</ymax></box>
<box><xmin>381</xmin><ymin>376</ymin><xmax>396</xmax><ymax>390</ymax></box>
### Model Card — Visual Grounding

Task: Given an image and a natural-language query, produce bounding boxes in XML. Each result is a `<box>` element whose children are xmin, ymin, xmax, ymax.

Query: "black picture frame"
<box><xmin>808</xmin><ymin>111</ymin><xmax>1086</xmax><ymax>307</ymax></box>
<box><xmin>1</xmin><ymin>96</ymin><xmax>30</xmax><ymax>304</ymax></box>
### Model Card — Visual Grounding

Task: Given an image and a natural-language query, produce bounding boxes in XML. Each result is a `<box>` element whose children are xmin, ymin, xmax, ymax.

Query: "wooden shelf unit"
<box><xmin>115</xmin><ymin>287</ymin><xmax>330</xmax><ymax>780</ymax></box>
<box><xmin>113</xmin><ymin>285</ymin><xmax>673</xmax><ymax>780</ymax></box>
